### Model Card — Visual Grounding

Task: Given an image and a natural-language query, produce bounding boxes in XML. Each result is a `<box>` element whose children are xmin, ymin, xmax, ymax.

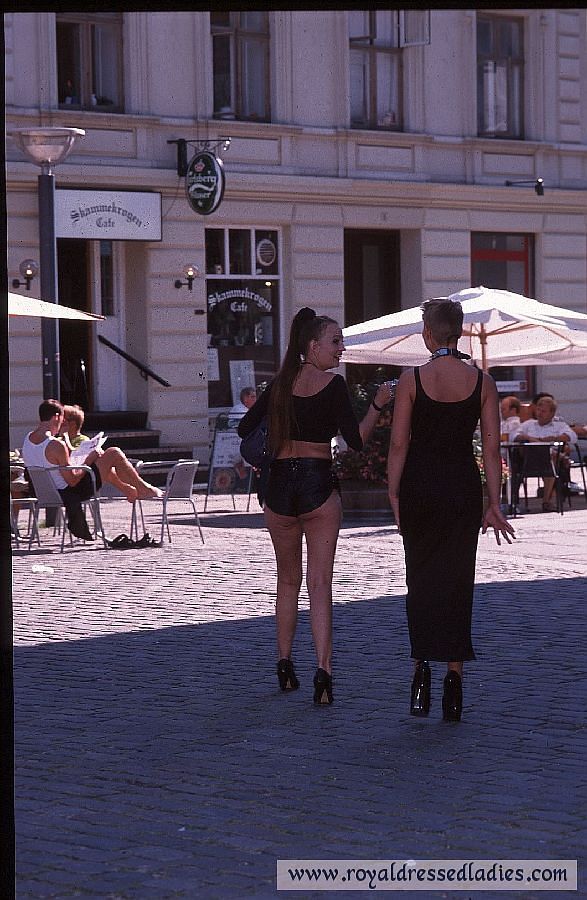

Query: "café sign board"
<box><xmin>55</xmin><ymin>189</ymin><xmax>162</xmax><ymax>240</ymax></box>
<box><xmin>186</xmin><ymin>151</ymin><xmax>225</xmax><ymax>215</ymax></box>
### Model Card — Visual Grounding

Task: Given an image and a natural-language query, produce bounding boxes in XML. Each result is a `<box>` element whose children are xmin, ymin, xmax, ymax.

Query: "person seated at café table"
<box><xmin>513</xmin><ymin>395</ymin><xmax>577</xmax><ymax>512</ymax></box>
<box><xmin>500</xmin><ymin>395</ymin><xmax>521</xmax><ymax>442</ymax></box>
<box><xmin>519</xmin><ymin>391</ymin><xmax>557</xmax><ymax>423</ymax></box>
<box><xmin>58</xmin><ymin>404</ymin><xmax>90</xmax><ymax>450</ymax></box>
<box><xmin>22</xmin><ymin>399</ymin><xmax>163</xmax><ymax>540</ymax></box>
<box><xmin>230</xmin><ymin>386</ymin><xmax>257</xmax><ymax>415</ymax></box>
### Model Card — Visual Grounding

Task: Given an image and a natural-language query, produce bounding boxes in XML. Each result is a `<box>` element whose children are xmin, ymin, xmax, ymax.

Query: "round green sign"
<box><xmin>186</xmin><ymin>151</ymin><xmax>225</xmax><ymax>216</ymax></box>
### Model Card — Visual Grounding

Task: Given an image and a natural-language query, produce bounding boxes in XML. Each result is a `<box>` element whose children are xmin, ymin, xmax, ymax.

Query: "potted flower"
<box><xmin>332</xmin><ymin>377</ymin><xmax>394</xmax><ymax>515</ymax></box>
<box><xmin>472</xmin><ymin>435</ymin><xmax>509</xmax><ymax>486</ymax></box>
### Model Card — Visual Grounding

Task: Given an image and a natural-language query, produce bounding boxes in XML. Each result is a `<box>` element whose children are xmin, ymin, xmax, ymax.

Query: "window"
<box><xmin>57</xmin><ymin>12</ymin><xmax>123</xmax><ymax>112</ymax></box>
<box><xmin>477</xmin><ymin>15</ymin><xmax>523</xmax><ymax>138</ymax></box>
<box><xmin>471</xmin><ymin>232</ymin><xmax>534</xmax><ymax>397</ymax></box>
<box><xmin>211</xmin><ymin>12</ymin><xmax>270</xmax><ymax>122</ymax></box>
<box><xmin>349</xmin><ymin>11</ymin><xmax>402</xmax><ymax>130</ymax></box>
<box><xmin>205</xmin><ymin>228</ymin><xmax>280</xmax><ymax>407</ymax></box>
<box><xmin>349</xmin><ymin>10</ymin><xmax>429</xmax><ymax>131</ymax></box>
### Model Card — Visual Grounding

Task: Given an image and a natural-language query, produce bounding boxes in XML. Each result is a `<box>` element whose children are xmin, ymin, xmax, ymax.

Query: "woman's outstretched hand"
<box><xmin>389</xmin><ymin>495</ymin><xmax>401</xmax><ymax>534</ymax></box>
<box><xmin>482</xmin><ymin>503</ymin><xmax>516</xmax><ymax>546</ymax></box>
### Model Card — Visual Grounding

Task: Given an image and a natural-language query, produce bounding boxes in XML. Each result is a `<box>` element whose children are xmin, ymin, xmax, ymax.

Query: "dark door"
<box><xmin>344</xmin><ymin>229</ymin><xmax>402</xmax><ymax>391</ymax></box>
<box><xmin>57</xmin><ymin>239</ymin><xmax>92</xmax><ymax>408</ymax></box>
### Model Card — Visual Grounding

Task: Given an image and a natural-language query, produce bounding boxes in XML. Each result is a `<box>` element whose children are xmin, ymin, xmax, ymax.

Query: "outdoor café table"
<box><xmin>502</xmin><ymin>441</ymin><xmax>565</xmax><ymax>515</ymax></box>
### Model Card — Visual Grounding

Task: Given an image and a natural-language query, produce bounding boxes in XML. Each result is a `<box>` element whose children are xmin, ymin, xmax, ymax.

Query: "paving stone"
<box><xmin>11</xmin><ymin>501</ymin><xmax>587</xmax><ymax>897</ymax></box>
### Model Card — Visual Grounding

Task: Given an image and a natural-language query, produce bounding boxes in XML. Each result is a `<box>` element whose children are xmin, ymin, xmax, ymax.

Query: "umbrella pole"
<box><xmin>480</xmin><ymin>324</ymin><xmax>488</xmax><ymax>372</ymax></box>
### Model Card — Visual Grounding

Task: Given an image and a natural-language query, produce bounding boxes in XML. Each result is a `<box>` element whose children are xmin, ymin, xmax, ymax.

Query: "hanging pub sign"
<box><xmin>186</xmin><ymin>151</ymin><xmax>225</xmax><ymax>216</ymax></box>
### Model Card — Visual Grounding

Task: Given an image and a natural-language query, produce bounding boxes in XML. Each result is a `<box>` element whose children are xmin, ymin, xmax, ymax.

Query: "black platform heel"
<box><xmin>277</xmin><ymin>658</ymin><xmax>299</xmax><ymax>692</ymax></box>
<box><xmin>442</xmin><ymin>671</ymin><xmax>463</xmax><ymax>721</ymax></box>
<box><xmin>313</xmin><ymin>668</ymin><xmax>333</xmax><ymax>705</ymax></box>
<box><xmin>410</xmin><ymin>660</ymin><xmax>431</xmax><ymax>716</ymax></box>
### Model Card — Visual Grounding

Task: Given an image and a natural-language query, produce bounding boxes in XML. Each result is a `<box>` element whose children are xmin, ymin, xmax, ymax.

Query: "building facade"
<box><xmin>6</xmin><ymin>9</ymin><xmax>587</xmax><ymax>456</ymax></box>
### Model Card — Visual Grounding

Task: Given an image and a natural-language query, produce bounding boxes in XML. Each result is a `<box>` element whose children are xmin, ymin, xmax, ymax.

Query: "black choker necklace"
<box><xmin>429</xmin><ymin>347</ymin><xmax>471</xmax><ymax>361</ymax></box>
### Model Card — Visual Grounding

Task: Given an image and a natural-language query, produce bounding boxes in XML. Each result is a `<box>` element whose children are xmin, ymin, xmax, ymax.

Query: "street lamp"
<box><xmin>10</xmin><ymin>127</ymin><xmax>85</xmax><ymax>399</ymax></box>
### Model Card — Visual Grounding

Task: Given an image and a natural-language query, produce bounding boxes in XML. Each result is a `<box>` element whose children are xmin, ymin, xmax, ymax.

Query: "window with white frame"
<box><xmin>349</xmin><ymin>10</ymin><xmax>430</xmax><ymax>131</ymax></box>
<box><xmin>205</xmin><ymin>228</ymin><xmax>280</xmax><ymax>407</ymax></box>
<box><xmin>57</xmin><ymin>12</ymin><xmax>123</xmax><ymax>112</ymax></box>
<box><xmin>211</xmin><ymin>11</ymin><xmax>270</xmax><ymax>122</ymax></box>
<box><xmin>477</xmin><ymin>14</ymin><xmax>524</xmax><ymax>138</ymax></box>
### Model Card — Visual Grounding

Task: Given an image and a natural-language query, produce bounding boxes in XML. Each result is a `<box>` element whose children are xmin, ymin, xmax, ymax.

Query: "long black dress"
<box><xmin>399</xmin><ymin>366</ymin><xmax>484</xmax><ymax>662</ymax></box>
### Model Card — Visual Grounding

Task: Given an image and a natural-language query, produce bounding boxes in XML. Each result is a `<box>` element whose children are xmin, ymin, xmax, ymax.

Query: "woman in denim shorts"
<box><xmin>239</xmin><ymin>307</ymin><xmax>392</xmax><ymax>704</ymax></box>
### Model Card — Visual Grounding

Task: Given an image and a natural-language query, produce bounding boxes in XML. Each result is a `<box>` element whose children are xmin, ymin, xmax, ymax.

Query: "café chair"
<box><xmin>26</xmin><ymin>465</ymin><xmax>108</xmax><ymax>551</ymax></box>
<box><xmin>510</xmin><ymin>444</ymin><xmax>565</xmax><ymax>516</ymax></box>
<box><xmin>131</xmin><ymin>459</ymin><xmax>204</xmax><ymax>544</ymax></box>
<box><xmin>569</xmin><ymin>442</ymin><xmax>587</xmax><ymax>505</ymax></box>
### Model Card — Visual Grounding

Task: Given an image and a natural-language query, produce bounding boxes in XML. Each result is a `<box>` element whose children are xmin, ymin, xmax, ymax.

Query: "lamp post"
<box><xmin>10</xmin><ymin>127</ymin><xmax>85</xmax><ymax>399</ymax></box>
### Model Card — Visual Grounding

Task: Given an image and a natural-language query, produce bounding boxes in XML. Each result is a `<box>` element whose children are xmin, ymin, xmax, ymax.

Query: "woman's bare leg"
<box><xmin>542</xmin><ymin>476</ymin><xmax>555</xmax><ymax>504</ymax></box>
<box><xmin>299</xmin><ymin>491</ymin><xmax>342</xmax><ymax>673</ymax></box>
<box><xmin>94</xmin><ymin>448</ymin><xmax>163</xmax><ymax>501</ymax></box>
<box><xmin>264</xmin><ymin>506</ymin><xmax>303</xmax><ymax>661</ymax></box>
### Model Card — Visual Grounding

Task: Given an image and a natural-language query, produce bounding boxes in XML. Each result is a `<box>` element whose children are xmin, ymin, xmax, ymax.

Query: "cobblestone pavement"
<box><xmin>11</xmin><ymin>495</ymin><xmax>587</xmax><ymax>899</ymax></box>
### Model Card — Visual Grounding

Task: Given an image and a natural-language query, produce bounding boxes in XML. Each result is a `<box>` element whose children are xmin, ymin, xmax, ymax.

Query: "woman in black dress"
<box><xmin>387</xmin><ymin>299</ymin><xmax>514</xmax><ymax>720</ymax></box>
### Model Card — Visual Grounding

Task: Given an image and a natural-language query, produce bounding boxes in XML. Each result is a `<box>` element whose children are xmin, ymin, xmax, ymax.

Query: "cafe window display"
<box><xmin>206</xmin><ymin>227</ymin><xmax>280</xmax><ymax>408</ymax></box>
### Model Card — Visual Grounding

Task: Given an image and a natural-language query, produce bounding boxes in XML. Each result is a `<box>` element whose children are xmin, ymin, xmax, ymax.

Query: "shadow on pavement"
<box><xmin>14</xmin><ymin>576</ymin><xmax>587</xmax><ymax>898</ymax></box>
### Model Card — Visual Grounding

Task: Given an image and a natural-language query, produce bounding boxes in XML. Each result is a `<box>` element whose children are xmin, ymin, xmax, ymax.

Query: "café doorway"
<box><xmin>344</xmin><ymin>229</ymin><xmax>402</xmax><ymax>392</ymax></box>
<box><xmin>57</xmin><ymin>238</ymin><xmax>93</xmax><ymax>408</ymax></box>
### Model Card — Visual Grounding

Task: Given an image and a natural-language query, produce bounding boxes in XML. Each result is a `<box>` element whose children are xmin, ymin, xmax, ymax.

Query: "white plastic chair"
<box><xmin>26</xmin><ymin>465</ymin><xmax>108</xmax><ymax>551</ymax></box>
<box><xmin>10</xmin><ymin>464</ymin><xmax>36</xmax><ymax>547</ymax></box>
<box><xmin>131</xmin><ymin>459</ymin><xmax>204</xmax><ymax>544</ymax></box>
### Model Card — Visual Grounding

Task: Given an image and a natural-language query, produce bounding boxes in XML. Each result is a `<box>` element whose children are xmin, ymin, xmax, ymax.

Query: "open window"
<box><xmin>349</xmin><ymin>10</ymin><xmax>430</xmax><ymax>131</ymax></box>
<box><xmin>211</xmin><ymin>11</ymin><xmax>270</xmax><ymax>122</ymax></box>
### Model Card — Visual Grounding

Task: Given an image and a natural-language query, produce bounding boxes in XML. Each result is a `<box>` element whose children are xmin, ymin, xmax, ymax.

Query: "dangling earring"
<box><xmin>300</xmin><ymin>353</ymin><xmax>306</xmax><ymax>364</ymax></box>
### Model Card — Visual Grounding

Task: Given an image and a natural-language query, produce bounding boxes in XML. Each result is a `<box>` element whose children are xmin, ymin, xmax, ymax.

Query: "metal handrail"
<box><xmin>98</xmin><ymin>335</ymin><xmax>170</xmax><ymax>386</ymax></box>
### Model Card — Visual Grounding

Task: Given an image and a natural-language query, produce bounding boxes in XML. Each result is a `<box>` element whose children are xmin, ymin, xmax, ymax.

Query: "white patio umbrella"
<box><xmin>342</xmin><ymin>286</ymin><xmax>587</xmax><ymax>371</ymax></box>
<box><xmin>8</xmin><ymin>290</ymin><xmax>104</xmax><ymax>321</ymax></box>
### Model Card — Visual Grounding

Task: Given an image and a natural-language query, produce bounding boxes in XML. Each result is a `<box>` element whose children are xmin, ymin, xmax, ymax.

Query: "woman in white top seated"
<box><xmin>512</xmin><ymin>395</ymin><xmax>577</xmax><ymax>511</ymax></box>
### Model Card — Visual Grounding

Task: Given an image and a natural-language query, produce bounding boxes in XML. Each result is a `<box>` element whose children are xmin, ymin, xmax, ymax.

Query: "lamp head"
<box><xmin>174</xmin><ymin>264</ymin><xmax>201</xmax><ymax>291</ymax></box>
<box><xmin>19</xmin><ymin>259</ymin><xmax>39</xmax><ymax>280</ymax></box>
<box><xmin>535</xmin><ymin>178</ymin><xmax>544</xmax><ymax>196</ymax></box>
<box><xmin>12</xmin><ymin>257</ymin><xmax>39</xmax><ymax>290</ymax></box>
<box><xmin>11</xmin><ymin>127</ymin><xmax>85</xmax><ymax>171</ymax></box>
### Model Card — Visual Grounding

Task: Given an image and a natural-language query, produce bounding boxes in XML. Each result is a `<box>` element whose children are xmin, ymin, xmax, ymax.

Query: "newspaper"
<box><xmin>69</xmin><ymin>432</ymin><xmax>107</xmax><ymax>465</ymax></box>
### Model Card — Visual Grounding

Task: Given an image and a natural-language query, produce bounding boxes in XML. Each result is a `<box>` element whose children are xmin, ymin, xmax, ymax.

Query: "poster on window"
<box><xmin>207</xmin><ymin>414</ymin><xmax>253</xmax><ymax>496</ymax></box>
<box><xmin>229</xmin><ymin>360</ymin><xmax>256</xmax><ymax>405</ymax></box>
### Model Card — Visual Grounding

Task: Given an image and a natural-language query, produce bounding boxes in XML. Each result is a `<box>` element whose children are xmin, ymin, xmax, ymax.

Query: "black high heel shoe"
<box><xmin>442</xmin><ymin>671</ymin><xmax>463</xmax><ymax>721</ymax></box>
<box><xmin>277</xmin><ymin>658</ymin><xmax>299</xmax><ymax>692</ymax></box>
<box><xmin>313</xmin><ymin>668</ymin><xmax>333</xmax><ymax>705</ymax></box>
<box><xmin>410</xmin><ymin>660</ymin><xmax>431</xmax><ymax>716</ymax></box>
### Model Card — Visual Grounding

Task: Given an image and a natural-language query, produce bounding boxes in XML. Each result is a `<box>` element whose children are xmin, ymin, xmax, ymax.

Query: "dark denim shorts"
<box><xmin>265</xmin><ymin>458</ymin><xmax>339</xmax><ymax>517</ymax></box>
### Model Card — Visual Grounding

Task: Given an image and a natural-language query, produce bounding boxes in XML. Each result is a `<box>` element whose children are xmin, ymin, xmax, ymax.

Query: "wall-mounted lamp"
<box><xmin>505</xmin><ymin>178</ymin><xmax>545</xmax><ymax>196</ymax></box>
<box><xmin>12</xmin><ymin>259</ymin><xmax>39</xmax><ymax>290</ymax></box>
<box><xmin>174</xmin><ymin>264</ymin><xmax>201</xmax><ymax>291</ymax></box>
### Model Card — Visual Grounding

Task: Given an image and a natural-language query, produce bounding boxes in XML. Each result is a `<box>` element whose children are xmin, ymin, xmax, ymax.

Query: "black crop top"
<box><xmin>237</xmin><ymin>374</ymin><xmax>363</xmax><ymax>451</ymax></box>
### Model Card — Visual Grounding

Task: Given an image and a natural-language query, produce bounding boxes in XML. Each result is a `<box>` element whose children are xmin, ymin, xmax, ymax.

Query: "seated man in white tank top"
<box><xmin>22</xmin><ymin>399</ymin><xmax>163</xmax><ymax>540</ymax></box>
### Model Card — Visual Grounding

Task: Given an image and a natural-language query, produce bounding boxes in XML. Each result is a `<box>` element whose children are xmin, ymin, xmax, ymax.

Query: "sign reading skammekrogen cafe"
<box><xmin>55</xmin><ymin>190</ymin><xmax>162</xmax><ymax>240</ymax></box>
